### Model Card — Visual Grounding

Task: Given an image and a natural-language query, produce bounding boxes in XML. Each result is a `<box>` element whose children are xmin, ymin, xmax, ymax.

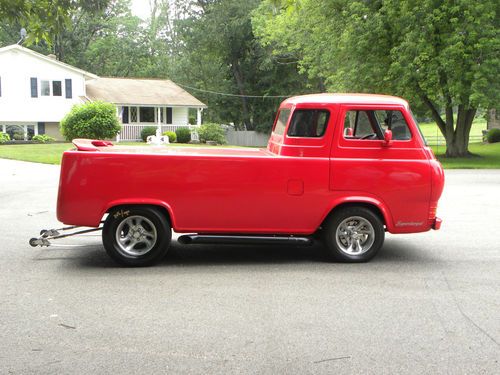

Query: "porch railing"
<box><xmin>119</xmin><ymin>124</ymin><xmax>199</xmax><ymax>142</ymax></box>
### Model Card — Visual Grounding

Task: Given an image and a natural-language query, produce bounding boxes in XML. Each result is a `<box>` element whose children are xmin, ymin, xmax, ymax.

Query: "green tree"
<box><xmin>0</xmin><ymin>0</ymin><xmax>109</xmax><ymax>47</ymax></box>
<box><xmin>173</xmin><ymin>0</ymin><xmax>316</xmax><ymax>131</ymax></box>
<box><xmin>253</xmin><ymin>0</ymin><xmax>499</xmax><ymax>157</ymax></box>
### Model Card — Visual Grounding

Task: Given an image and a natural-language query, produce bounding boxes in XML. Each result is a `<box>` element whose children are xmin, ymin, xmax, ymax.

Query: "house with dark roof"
<box><xmin>0</xmin><ymin>44</ymin><xmax>206</xmax><ymax>141</ymax></box>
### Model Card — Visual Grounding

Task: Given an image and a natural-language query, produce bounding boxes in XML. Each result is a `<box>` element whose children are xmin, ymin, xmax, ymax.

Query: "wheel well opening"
<box><xmin>323</xmin><ymin>202</ymin><xmax>386</xmax><ymax>227</ymax></box>
<box><xmin>104</xmin><ymin>204</ymin><xmax>172</xmax><ymax>226</ymax></box>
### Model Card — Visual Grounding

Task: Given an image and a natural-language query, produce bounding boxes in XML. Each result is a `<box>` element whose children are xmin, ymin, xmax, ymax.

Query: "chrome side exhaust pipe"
<box><xmin>177</xmin><ymin>234</ymin><xmax>313</xmax><ymax>246</ymax></box>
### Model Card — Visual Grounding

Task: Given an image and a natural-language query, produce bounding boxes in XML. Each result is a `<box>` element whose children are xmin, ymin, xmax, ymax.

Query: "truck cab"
<box><xmin>268</xmin><ymin>93</ymin><xmax>443</xmax><ymax>235</ymax></box>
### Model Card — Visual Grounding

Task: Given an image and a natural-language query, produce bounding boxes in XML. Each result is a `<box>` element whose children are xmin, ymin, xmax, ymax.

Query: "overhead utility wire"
<box><xmin>175</xmin><ymin>82</ymin><xmax>292</xmax><ymax>99</ymax></box>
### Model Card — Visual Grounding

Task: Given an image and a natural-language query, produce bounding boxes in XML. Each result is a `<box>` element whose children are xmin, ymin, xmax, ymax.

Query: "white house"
<box><xmin>86</xmin><ymin>77</ymin><xmax>206</xmax><ymax>141</ymax></box>
<box><xmin>0</xmin><ymin>44</ymin><xmax>206</xmax><ymax>141</ymax></box>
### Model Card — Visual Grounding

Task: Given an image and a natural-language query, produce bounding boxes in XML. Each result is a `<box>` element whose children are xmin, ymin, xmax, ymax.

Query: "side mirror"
<box><xmin>383</xmin><ymin>130</ymin><xmax>392</xmax><ymax>146</ymax></box>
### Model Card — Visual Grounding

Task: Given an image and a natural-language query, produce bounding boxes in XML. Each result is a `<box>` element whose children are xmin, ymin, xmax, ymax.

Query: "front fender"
<box><xmin>320</xmin><ymin>193</ymin><xmax>394</xmax><ymax>231</ymax></box>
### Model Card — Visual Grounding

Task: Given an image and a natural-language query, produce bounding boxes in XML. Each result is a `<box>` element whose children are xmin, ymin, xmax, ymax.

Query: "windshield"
<box><xmin>273</xmin><ymin>108</ymin><xmax>291</xmax><ymax>136</ymax></box>
<box><xmin>410</xmin><ymin>109</ymin><xmax>428</xmax><ymax>146</ymax></box>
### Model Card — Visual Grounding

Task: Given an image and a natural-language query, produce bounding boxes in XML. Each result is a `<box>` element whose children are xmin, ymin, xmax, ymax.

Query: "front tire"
<box><xmin>102</xmin><ymin>206</ymin><xmax>171</xmax><ymax>266</ymax></box>
<box><xmin>323</xmin><ymin>206</ymin><xmax>384</xmax><ymax>262</ymax></box>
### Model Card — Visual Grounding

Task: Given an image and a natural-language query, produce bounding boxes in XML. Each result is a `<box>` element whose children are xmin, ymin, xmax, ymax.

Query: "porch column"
<box><xmin>156</xmin><ymin>107</ymin><xmax>162</xmax><ymax>137</ymax></box>
<box><xmin>197</xmin><ymin>107</ymin><xmax>202</xmax><ymax>126</ymax></box>
<box><xmin>116</xmin><ymin>106</ymin><xmax>121</xmax><ymax>143</ymax></box>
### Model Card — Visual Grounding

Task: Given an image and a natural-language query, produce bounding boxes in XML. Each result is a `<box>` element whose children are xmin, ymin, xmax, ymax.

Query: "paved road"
<box><xmin>0</xmin><ymin>159</ymin><xmax>499</xmax><ymax>374</ymax></box>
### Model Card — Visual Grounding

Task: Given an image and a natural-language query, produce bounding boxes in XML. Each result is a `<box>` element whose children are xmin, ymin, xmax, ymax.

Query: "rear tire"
<box><xmin>322</xmin><ymin>206</ymin><xmax>384</xmax><ymax>262</ymax></box>
<box><xmin>102</xmin><ymin>206</ymin><xmax>171</xmax><ymax>266</ymax></box>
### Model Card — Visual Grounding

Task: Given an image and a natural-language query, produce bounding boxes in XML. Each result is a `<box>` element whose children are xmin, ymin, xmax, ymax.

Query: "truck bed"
<box><xmin>58</xmin><ymin>139</ymin><xmax>331</xmax><ymax>234</ymax></box>
<box><xmin>72</xmin><ymin>139</ymin><xmax>274</xmax><ymax>158</ymax></box>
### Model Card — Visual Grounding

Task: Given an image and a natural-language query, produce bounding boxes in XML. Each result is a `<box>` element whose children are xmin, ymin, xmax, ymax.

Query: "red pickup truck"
<box><xmin>57</xmin><ymin>93</ymin><xmax>444</xmax><ymax>266</ymax></box>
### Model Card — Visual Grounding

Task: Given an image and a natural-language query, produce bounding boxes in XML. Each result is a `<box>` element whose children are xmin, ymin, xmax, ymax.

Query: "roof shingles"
<box><xmin>85</xmin><ymin>77</ymin><xmax>206</xmax><ymax>107</ymax></box>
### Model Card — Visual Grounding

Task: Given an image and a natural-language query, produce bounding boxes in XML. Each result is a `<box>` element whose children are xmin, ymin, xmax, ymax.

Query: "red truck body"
<box><xmin>56</xmin><ymin>93</ymin><xmax>444</xmax><ymax>265</ymax></box>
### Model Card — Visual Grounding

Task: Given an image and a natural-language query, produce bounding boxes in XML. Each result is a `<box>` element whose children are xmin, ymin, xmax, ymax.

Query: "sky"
<box><xmin>131</xmin><ymin>0</ymin><xmax>151</xmax><ymax>20</ymax></box>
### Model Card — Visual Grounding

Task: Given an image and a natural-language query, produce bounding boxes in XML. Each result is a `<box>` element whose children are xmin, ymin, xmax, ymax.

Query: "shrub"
<box><xmin>176</xmin><ymin>127</ymin><xmax>192</xmax><ymax>143</ymax></box>
<box><xmin>486</xmin><ymin>128</ymin><xmax>500</xmax><ymax>143</ymax></box>
<box><xmin>0</xmin><ymin>132</ymin><xmax>10</xmax><ymax>144</ymax></box>
<box><xmin>12</xmin><ymin>130</ymin><xmax>24</xmax><ymax>140</ymax></box>
<box><xmin>32</xmin><ymin>134</ymin><xmax>56</xmax><ymax>143</ymax></box>
<box><xmin>60</xmin><ymin>101</ymin><xmax>121</xmax><ymax>141</ymax></box>
<box><xmin>141</xmin><ymin>126</ymin><xmax>158</xmax><ymax>142</ymax></box>
<box><xmin>162</xmin><ymin>131</ymin><xmax>177</xmax><ymax>143</ymax></box>
<box><xmin>198</xmin><ymin>123</ymin><xmax>226</xmax><ymax>144</ymax></box>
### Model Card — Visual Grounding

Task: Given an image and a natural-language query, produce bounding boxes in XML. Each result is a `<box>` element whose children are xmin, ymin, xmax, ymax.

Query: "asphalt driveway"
<box><xmin>0</xmin><ymin>159</ymin><xmax>499</xmax><ymax>374</ymax></box>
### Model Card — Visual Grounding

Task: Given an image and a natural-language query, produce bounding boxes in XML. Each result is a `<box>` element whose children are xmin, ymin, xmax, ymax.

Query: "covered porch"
<box><xmin>117</xmin><ymin>105</ymin><xmax>203</xmax><ymax>141</ymax></box>
<box><xmin>85</xmin><ymin>77</ymin><xmax>207</xmax><ymax>142</ymax></box>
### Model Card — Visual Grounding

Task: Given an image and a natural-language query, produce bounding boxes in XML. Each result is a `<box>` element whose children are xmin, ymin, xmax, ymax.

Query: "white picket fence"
<box><xmin>119</xmin><ymin>124</ymin><xmax>199</xmax><ymax>141</ymax></box>
<box><xmin>425</xmin><ymin>135</ymin><xmax>483</xmax><ymax>146</ymax></box>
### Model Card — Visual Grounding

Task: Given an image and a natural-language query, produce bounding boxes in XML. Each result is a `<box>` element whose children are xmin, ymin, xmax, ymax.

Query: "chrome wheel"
<box><xmin>335</xmin><ymin>216</ymin><xmax>375</xmax><ymax>255</ymax></box>
<box><xmin>115</xmin><ymin>215</ymin><xmax>157</xmax><ymax>257</ymax></box>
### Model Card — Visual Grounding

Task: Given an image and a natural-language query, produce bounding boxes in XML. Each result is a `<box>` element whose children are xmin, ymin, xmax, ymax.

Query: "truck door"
<box><xmin>330</xmin><ymin>105</ymin><xmax>432</xmax><ymax>233</ymax></box>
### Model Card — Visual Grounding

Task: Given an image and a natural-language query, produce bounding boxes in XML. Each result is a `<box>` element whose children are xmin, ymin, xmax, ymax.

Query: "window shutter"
<box><xmin>30</xmin><ymin>77</ymin><xmax>38</xmax><ymax>97</ymax></box>
<box><xmin>122</xmin><ymin>107</ymin><xmax>129</xmax><ymax>124</ymax></box>
<box><xmin>65</xmin><ymin>79</ymin><xmax>72</xmax><ymax>98</ymax></box>
<box><xmin>166</xmin><ymin>107</ymin><xmax>173</xmax><ymax>124</ymax></box>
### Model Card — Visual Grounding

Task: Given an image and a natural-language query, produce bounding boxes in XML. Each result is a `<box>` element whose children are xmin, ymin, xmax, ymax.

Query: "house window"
<box><xmin>27</xmin><ymin>125</ymin><xmax>35</xmax><ymax>140</ymax></box>
<box><xmin>65</xmin><ymin>79</ymin><xmax>72</xmax><ymax>98</ymax></box>
<box><xmin>160</xmin><ymin>108</ymin><xmax>164</xmax><ymax>123</ymax></box>
<box><xmin>30</xmin><ymin>77</ymin><xmax>38</xmax><ymax>97</ymax></box>
<box><xmin>41</xmin><ymin>80</ymin><xmax>50</xmax><ymax>96</ymax></box>
<box><xmin>53</xmin><ymin>81</ymin><xmax>62</xmax><ymax>96</ymax></box>
<box><xmin>130</xmin><ymin>107</ymin><xmax>137</xmax><ymax>122</ymax></box>
<box><xmin>140</xmin><ymin>107</ymin><xmax>155</xmax><ymax>123</ymax></box>
<box><xmin>6</xmin><ymin>125</ymin><xmax>25</xmax><ymax>140</ymax></box>
<box><xmin>166</xmin><ymin>107</ymin><xmax>172</xmax><ymax>124</ymax></box>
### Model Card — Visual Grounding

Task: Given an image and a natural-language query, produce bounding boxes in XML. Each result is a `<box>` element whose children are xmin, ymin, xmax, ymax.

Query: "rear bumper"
<box><xmin>432</xmin><ymin>217</ymin><xmax>442</xmax><ymax>230</ymax></box>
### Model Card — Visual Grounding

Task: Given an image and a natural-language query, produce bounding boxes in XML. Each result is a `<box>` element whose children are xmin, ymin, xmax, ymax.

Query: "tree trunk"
<box><xmin>444</xmin><ymin>106</ymin><xmax>477</xmax><ymax>158</ymax></box>
<box><xmin>231</xmin><ymin>60</ymin><xmax>252</xmax><ymax>130</ymax></box>
<box><xmin>416</xmin><ymin>85</ymin><xmax>476</xmax><ymax>158</ymax></box>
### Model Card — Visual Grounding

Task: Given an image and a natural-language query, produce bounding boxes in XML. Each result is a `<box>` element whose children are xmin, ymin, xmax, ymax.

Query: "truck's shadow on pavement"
<box><xmin>54</xmin><ymin>238</ymin><xmax>438</xmax><ymax>269</ymax></box>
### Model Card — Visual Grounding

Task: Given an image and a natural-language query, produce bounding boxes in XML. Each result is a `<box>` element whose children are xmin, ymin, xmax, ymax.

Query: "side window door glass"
<box><xmin>375</xmin><ymin>110</ymin><xmax>412</xmax><ymax>140</ymax></box>
<box><xmin>343</xmin><ymin>110</ymin><xmax>381</xmax><ymax>140</ymax></box>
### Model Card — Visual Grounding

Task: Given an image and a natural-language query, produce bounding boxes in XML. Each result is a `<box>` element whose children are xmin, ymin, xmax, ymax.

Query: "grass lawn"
<box><xmin>431</xmin><ymin>142</ymin><xmax>500</xmax><ymax>169</ymax></box>
<box><xmin>418</xmin><ymin>118</ymin><xmax>486</xmax><ymax>144</ymax></box>
<box><xmin>0</xmin><ymin>143</ymin><xmax>74</xmax><ymax>164</ymax></box>
<box><xmin>0</xmin><ymin>141</ymin><xmax>247</xmax><ymax>165</ymax></box>
<box><xmin>1</xmin><ymin>140</ymin><xmax>499</xmax><ymax>169</ymax></box>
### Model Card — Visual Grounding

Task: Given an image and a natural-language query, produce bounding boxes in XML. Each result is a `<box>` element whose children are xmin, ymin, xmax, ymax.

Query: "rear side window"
<box><xmin>273</xmin><ymin>108</ymin><xmax>290</xmax><ymax>135</ymax></box>
<box><xmin>287</xmin><ymin>109</ymin><xmax>329</xmax><ymax>137</ymax></box>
